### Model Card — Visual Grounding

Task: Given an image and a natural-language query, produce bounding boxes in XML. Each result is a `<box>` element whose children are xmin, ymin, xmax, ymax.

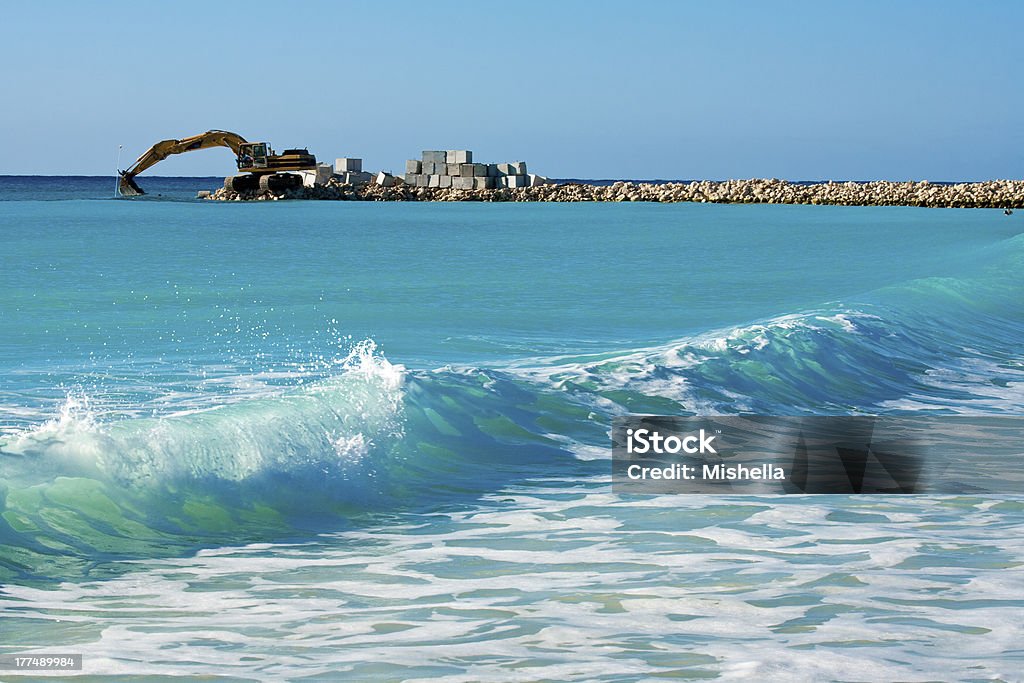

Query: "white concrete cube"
<box><xmin>422</xmin><ymin>150</ymin><xmax>447</xmax><ymax>164</ymax></box>
<box><xmin>301</xmin><ymin>164</ymin><xmax>333</xmax><ymax>186</ymax></box>
<box><xmin>336</xmin><ymin>158</ymin><xmax>362</xmax><ymax>172</ymax></box>
<box><xmin>406</xmin><ymin>159</ymin><xmax>422</xmax><ymax>174</ymax></box>
<box><xmin>376</xmin><ymin>171</ymin><xmax>396</xmax><ymax>187</ymax></box>
<box><xmin>453</xmin><ymin>176</ymin><xmax>475</xmax><ymax>190</ymax></box>
<box><xmin>343</xmin><ymin>171</ymin><xmax>373</xmax><ymax>186</ymax></box>
<box><xmin>439</xmin><ymin>175</ymin><xmax>452</xmax><ymax>188</ymax></box>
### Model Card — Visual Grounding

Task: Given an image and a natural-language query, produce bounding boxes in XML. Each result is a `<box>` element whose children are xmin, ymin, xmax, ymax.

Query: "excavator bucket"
<box><xmin>118</xmin><ymin>171</ymin><xmax>145</xmax><ymax>197</ymax></box>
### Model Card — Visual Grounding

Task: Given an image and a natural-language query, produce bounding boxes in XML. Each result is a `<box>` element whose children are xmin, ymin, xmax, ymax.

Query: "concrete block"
<box><xmin>422</xmin><ymin>161</ymin><xmax>435</xmax><ymax>175</ymax></box>
<box><xmin>439</xmin><ymin>175</ymin><xmax>452</xmax><ymax>188</ymax></box>
<box><xmin>473</xmin><ymin>177</ymin><xmax>494</xmax><ymax>190</ymax></box>
<box><xmin>343</xmin><ymin>171</ymin><xmax>373</xmax><ymax>186</ymax></box>
<box><xmin>487</xmin><ymin>164</ymin><xmax>500</xmax><ymax>177</ymax></box>
<box><xmin>504</xmin><ymin>174</ymin><xmax>528</xmax><ymax>188</ymax></box>
<box><xmin>448</xmin><ymin>150</ymin><xmax>472</xmax><ymax>164</ymax></box>
<box><xmin>459</xmin><ymin>163</ymin><xmax>475</xmax><ymax>177</ymax></box>
<box><xmin>422</xmin><ymin>150</ymin><xmax>447</xmax><ymax>164</ymax></box>
<box><xmin>472</xmin><ymin>163</ymin><xmax>488</xmax><ymax>177</ymax></box>
<box><xmin>428</xmin><ymin>174</ymin><xmax>441</xmax><ymax>188</ymax></box>
<box><xmin>453</xmin><ymin>176</ymin><xmax>475</xmax><ymax>190</ymax></box>
<box><xmin>528</xmin><ymin>174</ymin><xmax>549</xmax><ymax>187</ymax></box>
<box><xmin>446</xmin><ymin>163</ymin><xmax>461</xmax><ymax>176</ymax></box>
<box><xmin>406</xmin><ymin>159</ymin><xmax>422</xmax><ymax>174</ymax></box>
<box><xmin>301</xmin><ymin>164</ymin><xmax>333</xmax><ymax>187</ymax></box>
<box><xmin>417</xmin><ymin>174</ymin><xmax>430</xmax><ymax>187</ymax></box>
<box><xmin>511</xmin><ymin>161</ymin><xmax>527</xmax><ymax>175</ymax></box>
<box><xmin>335</xmin><ymin>158</ymin><xmax>362</xmax><ymax>172</ymax></box>
<box><xmin>496</xmin><ymin>163</ymin><xmax>515</xmax><ymax>175</ymax></box>
<box><xmin>403</xmin><ymin>173</ymin><xmax>421</xmax><ymax>186</ymax></box>
<box><xmin>376</xmin><ymin>171</ymin><xmax>396</xmax><ymax>187</ymax></box>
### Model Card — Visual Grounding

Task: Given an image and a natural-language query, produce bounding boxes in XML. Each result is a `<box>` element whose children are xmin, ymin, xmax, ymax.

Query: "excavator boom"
<box><xmin>118</xmin><ymin>130</ymin><xmax>248</xmax><ymax>196</ymax></box>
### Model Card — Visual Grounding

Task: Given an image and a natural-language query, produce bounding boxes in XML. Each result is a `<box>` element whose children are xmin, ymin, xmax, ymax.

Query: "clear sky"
<box><xmin>1</xmin><ymin>1</ymin><xmax>1020</xmax><ymax>180</ymax></box>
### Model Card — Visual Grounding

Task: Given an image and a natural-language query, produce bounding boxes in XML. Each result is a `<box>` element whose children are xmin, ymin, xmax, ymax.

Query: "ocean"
<box><xmin>1</xmin><ymin>176</ymin><xmax>1022</xmax><ymax>680</ymax></box>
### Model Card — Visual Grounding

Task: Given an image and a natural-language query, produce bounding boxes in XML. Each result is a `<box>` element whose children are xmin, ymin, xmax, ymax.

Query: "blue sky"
<box><xmin>1</xmin><ymin>1</ymin><xmax>1020</xmax><ymax>180</ymax></box>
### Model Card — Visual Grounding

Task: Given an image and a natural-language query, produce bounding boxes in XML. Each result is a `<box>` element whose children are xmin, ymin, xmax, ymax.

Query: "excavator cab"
<box><xmin>236</xmin><ymin>142</ymin><xmax>269</xmax><ymax>171</ymax></box>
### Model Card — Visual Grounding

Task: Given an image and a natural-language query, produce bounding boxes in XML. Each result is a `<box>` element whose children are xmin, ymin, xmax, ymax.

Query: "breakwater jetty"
<box><xmin>209</xmin><ymin>177</ymin><xmax>1023</xmax><ymax>208</ymax></box>
<box><xmin>203</xmin><ymin>146</ymin><xmax>1021</xmax><ymax>208</ymax></box>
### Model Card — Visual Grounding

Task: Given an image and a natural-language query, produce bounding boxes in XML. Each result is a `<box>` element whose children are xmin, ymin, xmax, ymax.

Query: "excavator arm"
<box><xmin>118</xmin><ymin>130</ymin><xmax>248</xmax><ymax>196</ymax></box>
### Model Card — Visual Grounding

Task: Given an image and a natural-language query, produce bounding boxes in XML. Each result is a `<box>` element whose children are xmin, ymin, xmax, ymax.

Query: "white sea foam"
<box><xmin>3</xmin><ymin>480</ymin><xmax>1020</xmax><ymax>680</ymax></box>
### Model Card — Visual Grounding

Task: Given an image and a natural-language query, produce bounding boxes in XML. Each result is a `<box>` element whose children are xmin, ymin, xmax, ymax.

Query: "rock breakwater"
<box><xmin>208</xmin><ymin>177</ymin><xmax>1023</xmax><ymax>208</ymax></box>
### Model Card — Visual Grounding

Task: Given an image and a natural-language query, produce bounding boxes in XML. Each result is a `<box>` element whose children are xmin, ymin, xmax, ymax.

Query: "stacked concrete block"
<box><xmin>496</xmin><ymin>162</ymin><xmax>528</xmax><ymax>176</ymax></box>
<box><xmin>375</xmin><ymin>171</ymin><xmax>397</xmax><ymax>187</ymax></box>
<box><xmin>299</xmin><ymin>164</ymin><xmax>338</xmax><ymax>187</ymax></box>
<box><xmin>503</xmin><ymin>174</ymin><xmax>529</xmax><ymax>188</ymax></box>
<box><xmin>340</xmin><ymin>170</ymin><xmax>374</xmax><ymax>186</ymax></box>
<box><xmin>336</xmin><ymin>158</ymin><xmax>362</xmax><ymax>172</ymax></box>
<box><xmin>401</xmin><ymin>150</ymin><xmax>544</xmax><ymax>190</ymax></box>
<box><xmin>316</xmin><ymin>164</ymin><xmax>334</xmax><ymax>184</ymax></box>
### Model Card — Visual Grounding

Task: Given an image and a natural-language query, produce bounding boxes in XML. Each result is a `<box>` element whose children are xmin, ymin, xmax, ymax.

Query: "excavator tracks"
<box><xmin>224</xmin><ymin>174</ymin><xmax>260</xmax><ymax>193</ymax></box>
<box><xmin>258</xmin><ymin>173</ymin><xmax>303</xmax><ymax>194</ymax></box>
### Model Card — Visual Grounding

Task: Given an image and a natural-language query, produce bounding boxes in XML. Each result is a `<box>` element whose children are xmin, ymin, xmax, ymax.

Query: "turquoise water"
<box><xmin>1</xmin><ymin>178</ymin><xmax>1022</xmax><ymax>679</ymax></box>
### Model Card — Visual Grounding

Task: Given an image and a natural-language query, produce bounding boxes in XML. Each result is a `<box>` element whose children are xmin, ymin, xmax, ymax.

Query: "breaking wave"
<box><xmin>2</xmin><ymin>234</ymin><xmax>1023</xmax><ymax>581</ymax></box>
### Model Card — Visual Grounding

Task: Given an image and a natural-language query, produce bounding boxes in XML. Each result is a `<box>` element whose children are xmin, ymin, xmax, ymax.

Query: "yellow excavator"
<box><xmin>118</xmin><ymin>129</ymin><xmax>317</xmax><ymax>196</ymax></box>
